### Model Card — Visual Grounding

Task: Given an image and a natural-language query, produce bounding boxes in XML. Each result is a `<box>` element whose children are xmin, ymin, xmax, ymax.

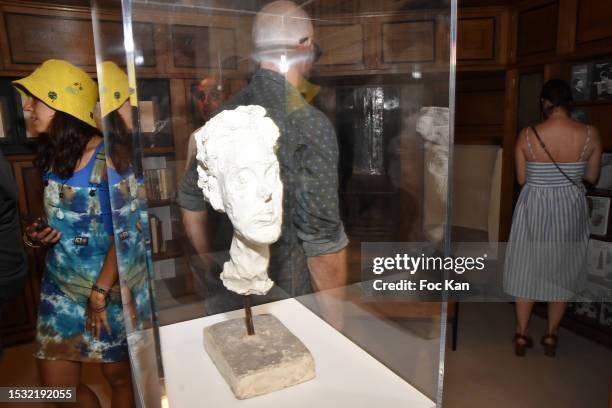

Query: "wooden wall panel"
<box><xmin>170</xmin><ymin>24</ymin><xmax>237</xmax><ymax>69</ymax></box>
<box><xmin>93</xmin><ymin>21</ymin><xmax>156</xmax><ymax>67</ymax></box>
<box><xmin>576</xmin><ymin>0</ymin><xmax>612</xmax><ymax>45</ymax></box>
<box><xmin>581</xmin><ymin>104</ymin><xmax>612</xmax><ymax>151</ymax></box>
<box><xmin>3</xmin><ymin>12</ymin><xmax>155</xmax><ymax>68</ymax></box>
<box><xmin>314</xmin><ymin>23</ymin><xmax>364</xmax><ymax>68</ymax></box>
<box><xmin>129</xmin><ymin>23</ymin><xmax>157</xmax><ymax>67</ymax></box>
<box><xmin>381</xmin><ymin>20</ymin><xmax>435</xmax><ymax>63</ymax></box>
<box><xmin>4</xmin><ymin>12</ymin><xmax>95</xmax><ymax>66</ymax></box>
<box><xmin>556</xmin><ymin>0</ymin><xmax>578</xmax><ymax>55</ymax></box>
<box><xmin>455</xmin><ymin>73</ymin><xmax>506</xmax><ymax>144</ymax></box>
<box><xmin>516</xmin><ymin>2</ymin><xmax>558</xmax><ymax>57</ymax></box>
<box><xmin>458</xmin><ymin>17</ymin><xmax>496</xmax><ymax>61</ymax></box>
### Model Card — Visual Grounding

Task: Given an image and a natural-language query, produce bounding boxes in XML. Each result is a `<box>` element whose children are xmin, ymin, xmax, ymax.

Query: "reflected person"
<box><xmin>99</xmin><ymin>61</ymin><xmax>152</xmax><ymax>333</ymax></box>
<box><xmin>178</xmin><ymin>1</ymin><xmax>348</xmax><ymax>322</ymax></box>
<box><xmin>185</xmin><ymin>75</ymin><xmax>228</xmax><ymax>170</ymax></box>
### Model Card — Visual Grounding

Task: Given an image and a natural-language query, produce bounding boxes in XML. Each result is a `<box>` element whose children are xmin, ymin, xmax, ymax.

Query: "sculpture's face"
<box><xmin>219</xmin><ymin>137</ymin><xmax>282</xmax><ymax>244</ymax></box>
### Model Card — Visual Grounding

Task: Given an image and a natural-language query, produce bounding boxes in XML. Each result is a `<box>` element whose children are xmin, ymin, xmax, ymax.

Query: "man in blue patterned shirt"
<box><xmin>178</xmin><ymin>1</ymin><xmax>348</xmax><ymax>316</ymax></box>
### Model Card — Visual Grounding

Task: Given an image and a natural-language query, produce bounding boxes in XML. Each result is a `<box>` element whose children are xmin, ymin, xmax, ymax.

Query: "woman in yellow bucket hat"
<box><xmin>15</xmin><ymin>59</ymin><xmax>134</xmax><ymax>407</ymax></box>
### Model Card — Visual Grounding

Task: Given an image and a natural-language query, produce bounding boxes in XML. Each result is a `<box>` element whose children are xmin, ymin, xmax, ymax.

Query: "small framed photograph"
<box><xmin>135</xmin><ymin>79</ymin><xmax>172</xmax><ymax>148</ymax></box>
<box><xmin>570</xmin><ymin>63</ymin><xmax>591</xmax><ymax>101</ymax></box>
<box><xmin>591</xmin><ymin>60</ymin><xmax>612</xmax><ymax>100</ymax></box>
<box><xmin>588</xmin><ymin>196</ymin><xmax>610</xmax><ymax>236</ymax></box>
<box><xmin>586</xmin><ymin>238</ymin><xmax>612</xmax><ymax>278</ymax></box>
<box><xmin>138</xmin><ymin>100</ymin><xmax>157</xmax><ymax>134</ymax></box>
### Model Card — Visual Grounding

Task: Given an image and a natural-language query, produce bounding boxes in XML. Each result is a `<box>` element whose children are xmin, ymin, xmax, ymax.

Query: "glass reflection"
<box><xmin>97</xmin><ymin>59</ymin><xmax>161</xmax><ymax>408</ymax></box>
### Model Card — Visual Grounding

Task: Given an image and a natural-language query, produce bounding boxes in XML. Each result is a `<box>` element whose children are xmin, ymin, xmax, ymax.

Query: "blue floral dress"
<box><xmin>35</xmin><ymin>143</ymin><xmax>128</xmax><ymax>362</ymax></box>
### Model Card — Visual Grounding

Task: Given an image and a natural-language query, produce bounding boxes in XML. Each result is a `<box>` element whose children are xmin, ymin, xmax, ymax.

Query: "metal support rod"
<box><xmin>244</xmin><ymin>295</ymin><xmax>255</xmax><ymax>336</ymax></box>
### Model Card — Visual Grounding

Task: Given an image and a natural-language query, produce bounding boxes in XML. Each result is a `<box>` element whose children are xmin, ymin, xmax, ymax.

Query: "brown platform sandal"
<box><xmin>541</xmin><ymin>334</ymin><xmax>558</xmax><ymax>357</ymax></box>
<box><xmin>513</xmin><ymin>333</ymin><xmax>534</xmax><ymax>357</ymax></box>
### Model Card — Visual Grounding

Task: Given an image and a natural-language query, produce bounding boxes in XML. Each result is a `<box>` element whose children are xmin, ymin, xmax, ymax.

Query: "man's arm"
<box><xmin>308</xmin><ymin>248</ymin><xmax>347</xmax><ymax>292</ymax></box>
<box><xmin>181</xmin><ymin>208</ymin><xmax>210</xmax><ymax>255</ymax></box>
<box><xmin>292</xmin><ymin>109</ymin><xmax>348</xmax><ymax>279</ymax></box>
<box><xmin>177</xmin><ymin>154</ymin><xmax>210</xmax><ymax>253</ymax></box>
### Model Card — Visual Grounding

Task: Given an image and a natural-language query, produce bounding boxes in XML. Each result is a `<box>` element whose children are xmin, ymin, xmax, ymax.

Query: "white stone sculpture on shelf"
<box><xmin>195</xmin><ymin>105</ymin><xmax>283</xmax><ymax>296</ymax></box>
<box><xmin>417</xmin><ymin>106</ymin><xmax>450</xmax><ymax>243</ymax></box>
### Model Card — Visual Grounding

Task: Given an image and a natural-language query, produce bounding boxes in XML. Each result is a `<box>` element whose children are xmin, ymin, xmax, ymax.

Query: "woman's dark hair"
<box><xmin>103</xmin><ymin>109</ymin><xmax>133</xmax><ymax>174</ymax></box>
<box><xmin>540</xmin><ymin>79</ymin><xmax>573</xmax><ymax>118</ymax></box>
<box><xmin>35</xmin><ymin>110</ymin><xmax>100</xmax><ymax>178</ymax></box>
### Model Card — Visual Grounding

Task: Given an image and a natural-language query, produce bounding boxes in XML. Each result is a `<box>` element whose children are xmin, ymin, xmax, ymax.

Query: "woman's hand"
<box><xmin>87</xmin><ymin>291</ymin><xmax>112</xmax><ymax>339</ymax></box>
<box><xmin>120</xmin><ymin>285</ymin><xmax>137</xmax><ymax>331</ymax></box>
<box><xmin>26</xmin><ymin>223</ymin><xmax>61</xmax><ymax>246</ymax></box>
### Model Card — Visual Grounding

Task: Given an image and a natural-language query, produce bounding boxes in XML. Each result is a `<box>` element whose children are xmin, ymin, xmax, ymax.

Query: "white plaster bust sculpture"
<box><xmin>195</xmin><ymin>105</ymin><xmax>282</xmax><ymax>296</ymax></box>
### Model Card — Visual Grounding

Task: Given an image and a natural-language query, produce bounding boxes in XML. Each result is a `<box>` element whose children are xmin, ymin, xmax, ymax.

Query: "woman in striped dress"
<box><xmin>504</xmin><ymin>79</ymin><xmax>602</xmax><ymax>357</ymax></box>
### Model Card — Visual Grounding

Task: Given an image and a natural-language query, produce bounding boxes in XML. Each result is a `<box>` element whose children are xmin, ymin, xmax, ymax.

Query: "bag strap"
<box><xmin>530</xmin><ymin>126</ymin><xmax>580</xmax><ymax>188</ymax></box>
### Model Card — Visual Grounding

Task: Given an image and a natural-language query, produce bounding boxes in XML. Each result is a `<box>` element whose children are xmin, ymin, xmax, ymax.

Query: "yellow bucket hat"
<box><xmin>98</xmin><ymin>61</ymin><xmax>136</xmax><ymax>117</ymax></box>
<box><xmin>12</xmin><ymin>59</ymin><xmax>98</xmax><ymax>128</ymax></box>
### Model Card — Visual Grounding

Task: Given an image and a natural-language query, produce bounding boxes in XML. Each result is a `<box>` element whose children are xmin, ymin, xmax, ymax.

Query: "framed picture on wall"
<box><xmin>135</xmin><ymin>79</ymin><xmax>172</xmax><ymax>148</ymax></box>
<box><xmin>570</xmin><ymin>64</ymin><xmax>591</xmax><ymax>101</ymax></box>
<box><xmin>588</xmin><ymin>195</ymin><xmax>610</xmax><ymax>236</ymax></box>
<box><xmin>586</xmin><ymin>238</ymin><xmax>612</xmax><ymax>278</ymax></box>
<box><xmin>591</xmin><ymin>61</ymin><xmax>612</xmax><ymax>100</ymax></box>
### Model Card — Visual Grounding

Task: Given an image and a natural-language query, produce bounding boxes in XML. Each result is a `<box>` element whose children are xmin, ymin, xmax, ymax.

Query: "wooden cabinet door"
<box><xmin>370</xmin><ymin>11</ymin><xmax>450</xmax><ymax>74</ymax></box>
<box><xmin>457</xmin><ymin>8</ymin><xmax>509</xmax><ymax>68</ymax></box>
<box><xmin>0</xmin><ymin>7</ymin><xmax>156</xmax><ymax>72</ymax></box>
<box><xmin>312</xmin><ymin>17</ymin><xmax>367</xmax><ymax>74</ymax></box>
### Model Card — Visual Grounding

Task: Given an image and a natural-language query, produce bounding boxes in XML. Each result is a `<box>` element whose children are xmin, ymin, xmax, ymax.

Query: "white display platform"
<box><xmin>159</xmin><ymin>298</ymin><xmax>436</xmax><ymax>408</ymax></box>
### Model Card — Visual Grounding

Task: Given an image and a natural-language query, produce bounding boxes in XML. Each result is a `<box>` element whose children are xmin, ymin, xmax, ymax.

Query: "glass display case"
<box><xmin>90</xmin><ymin>0</ymin><xmax>456</xmax><ymax>406</ymax></box>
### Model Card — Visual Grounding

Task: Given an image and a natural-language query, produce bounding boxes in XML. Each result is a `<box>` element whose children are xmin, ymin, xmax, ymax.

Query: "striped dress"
<box><xmin>503</xmin><ymin>128</ymin><xmax>590</xmax><ymax>301</ymax></box>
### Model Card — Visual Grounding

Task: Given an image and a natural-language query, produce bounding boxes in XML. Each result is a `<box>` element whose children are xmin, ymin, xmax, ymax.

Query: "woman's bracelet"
<box><xmin>92</xmin><ymin>283</ymin><xmax>111</xmax><ymax>297</ymax></box>
<box><xmin>22</xmin><ymin>232</ymin><xmax>42</xmax><ymax>249</ymax></box>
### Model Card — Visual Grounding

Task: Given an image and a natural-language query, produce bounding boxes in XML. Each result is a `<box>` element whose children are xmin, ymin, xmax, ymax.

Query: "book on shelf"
<box><xmin>144</xmin><ymin>167</ymin><xmax>176</xmax><ymax>202</ymax></box>
<box><xmin>148</xmin><ymin>214</ymin><xmax>166</xmax><ymax>254</ymax></box>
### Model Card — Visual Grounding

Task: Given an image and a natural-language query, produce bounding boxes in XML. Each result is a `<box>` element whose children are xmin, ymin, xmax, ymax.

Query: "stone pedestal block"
<box><xmin>203</xmin><ymin>313</ymin><xmax>315</xmax><ymax>399</ymax></box>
